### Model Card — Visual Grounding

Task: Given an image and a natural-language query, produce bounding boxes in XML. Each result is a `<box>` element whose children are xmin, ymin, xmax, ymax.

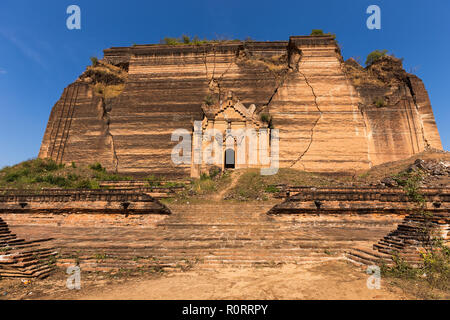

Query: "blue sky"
<box><xmin>0</xmin><ymin>0</ymin><xmax>449</xmax><ymax>168</ymax></box>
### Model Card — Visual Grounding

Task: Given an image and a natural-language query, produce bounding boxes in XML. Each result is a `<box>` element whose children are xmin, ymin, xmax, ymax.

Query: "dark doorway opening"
<box><xmin>225</xmin><ymin>148</ymin><xmax>235</xmax><ymax>169</ymax></box>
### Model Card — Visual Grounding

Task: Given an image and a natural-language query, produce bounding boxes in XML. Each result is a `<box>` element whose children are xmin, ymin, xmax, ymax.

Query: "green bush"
<box><xmin>67</xmin><ymin>173</ymin><xmax>79</xmax><ymax>181</ymax></box>
<box><xmin>190</xmin><ymin>175</ymin><xmax>218</xmax><ymax>195</ymax></box>
<box><xmin>5</xmin><ymin>172</ymin><xmax>21</xmax><ymax>182</ymax></box>
<box><xmin>163</xmin><ymin>37</ymin><xmax>182</xmax><ymax>45</ymax></box>
<box><xmin>1</xmin><ymin>159</ymin><xmax>62</xmax><ymax>184</ymax></box>
<box><xmin>94</xmin><ymin>171</ymin><xmax>127</xmax><ymax>181</ymax></box>
<box><xmin>203</xmin><ymin>94</ymin><xmax>216</xmax><ymax>106</ymax></box>
<box><xmin>373</xmin><ymin>97</ymin><xmax>386</xmax><ymax>108</ymax></box>
<box><xmin>421</xmin><ymin>248</ymin><xmax>450</xmax><ymax>289</ymax></box>
<box><xmin>146</xmin><ymin>174</ymin><xmax>163</xmax><ymax>187</ymax></box>
<box><xmin>209</xmin><ymin>166</ymin><xmax>221</xmax><ymax>179</ymax></box>
<box><xmin>75</xmin><ymin>179</ymin><xmax>99</xmax><ymax>189</ymax></box>
<box><xmin>191</xmin><ymin>35</ymin><xmax>207</xmax><ymax>45</ymax></box>
<box><xmin>90</xmin><ymin>56</ymin><xmax>99</xmax><ymax>66</ymax></box>
<box><xmin>161</xmin><ymin>35</ymin><xmax>240</xmax><ymax>46</ymax></box>
<box><xmin>34</xmin><ymin>174</ymin><xmax>70</xmax><ymax>188</ymax></box>
<box><xmin>265</xmin><ymin>185</ymin><xmax>279</xmax><ymax>193</ymax></box>
<box><xmin>382</xmin><ymin>247</ymin><xmax>450</xmax><ymax>290</ymax></box>
<box><xmin>311</xmin><ymin>29</ymin><xmax>325</xmax><ymax>36</ymax></box>
<box><xmin>382</xmin><ymin>255</ymin><xmax>420</xmax><ymax>279</ymax></box>
<box><xmin>365</xmin><ymin>49</ymin><xmax>388</xmax><ymax>66</ymax></box>
<box><xmin>182</xmin><ymin>35</ymin><xmax>191</xmax><ymax>44</ymax></box>
<box><xmin>310</xmin><ymin>29</ymin><xmax>336</xmax><ymax>39</ymax></box>
<box><xmin>165</xmin><ymin>181</ymin><xmax>185</xmax><ymax>188</ymax></box>
<box><xmin>260</xmin><ymin>113</ymin><xmax>271</xmax><ymax>123</ymax></box>
<box><xmin>89</xmin><ymin>162</ymin><xmax>105</xmax><ymax>172</ymax></box>
<box><xmin>392</xmin><ymin>170</ymin><xmax>425</xmax><ymax>203</ymax></box>
<box><xmin>0</xmin><ymin>159</ymin><xmax>132</xmax><ymax>189</ymax></box>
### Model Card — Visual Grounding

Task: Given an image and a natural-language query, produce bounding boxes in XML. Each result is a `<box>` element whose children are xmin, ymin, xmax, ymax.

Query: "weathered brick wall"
<box><xmin>269</xmin><ymin>187</ymin><xmax>450</xmax><ymax>215</ymax></box>
<box><xmin>39</xmin><ymin>35</ymin><xmax>443</xmax><ymax>176</ymax></box>
<box><xmin>0</xmin><ymin>189</ymin><xmax>171</xmax><ymax>215</ymax></box>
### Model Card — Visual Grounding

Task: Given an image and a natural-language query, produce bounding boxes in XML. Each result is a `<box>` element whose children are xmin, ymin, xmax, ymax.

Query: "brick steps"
<box><xmin>346</xmin><ymin>211</ymin><xmax>449</xmax><ymax>266</ymax></box>
<box><xmin>3</xmin><ymin>200</ymin><xmax>406</xmax><ymax>273</ymax></box>
<box><xmin>346</xmin><ymin>246</ymin><xmax>393</xmax><ymax>266</ymax></box>
<box><xmin>12</xmin><ymin>202</ymin><xmax>397</xmax><ymax>272</ymax></box>
<box><xmin>0</xmin><ymin>217</ymin><xmax>57</xmax><ymax>278</ymax></box>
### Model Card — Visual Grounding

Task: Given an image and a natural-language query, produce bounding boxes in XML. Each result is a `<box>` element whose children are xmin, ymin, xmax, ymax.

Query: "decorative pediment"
<box><xmin>216</xmin><ymin>106</ymin><xmax>246</xmax><ymax>122</ymax></box>
<box><xmin>202</xmin><ymin>91</ymin><xmax>263</xmax><ymax>127</ymax></box>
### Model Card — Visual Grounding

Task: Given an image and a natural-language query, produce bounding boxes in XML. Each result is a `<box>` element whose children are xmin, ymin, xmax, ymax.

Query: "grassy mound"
<box><xmin>225</xmin><ymin>168</ymin><xmax>344</xmax><ymax>201</ymax></box>
<box><xmin>0</xmin><ymin>159</ymin><xmax>132</xmax><ymax>190</ymax></box>
<box><xmin>224</xmin><ymin>150</ymin><xmax>449</xmax><ymax>201</ymax></box>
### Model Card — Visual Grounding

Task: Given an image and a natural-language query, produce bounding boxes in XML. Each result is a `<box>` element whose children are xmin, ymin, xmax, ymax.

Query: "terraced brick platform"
<box><xmin>0</xmin><ymin>189</ymin><xmax>170</xmax><ymax>215</ymax></box>
<box><xmin>269</xmin><ymin>187</ymin><xmax>449</xmax><ymax>215</ymax></box>
<box><xmin>2</xmin><ymin>201</ymin><xmax>403</xmax><ymax>273</ymax></box>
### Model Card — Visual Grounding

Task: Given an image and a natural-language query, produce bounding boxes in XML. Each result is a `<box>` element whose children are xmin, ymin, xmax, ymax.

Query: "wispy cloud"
<box><xmin>0</xmin><ymin>68</ymin><xmax>6</xmax><ymax>74</ymax></box>
<box><xmin>0</xmin><ymin>29</ymin><xmax>47</xmax><ymax>69</ymax></box>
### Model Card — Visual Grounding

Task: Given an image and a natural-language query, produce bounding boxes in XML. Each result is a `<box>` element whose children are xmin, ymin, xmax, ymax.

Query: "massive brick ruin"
<box><xmin>2</xmin><ymin>34</ymin><xmax>447</xmax><ymax>280</ymax></box>
<box><xmin>38</xmin><ymin>35</ymin><xmax>442</xmax><ymax>177</ymax></box>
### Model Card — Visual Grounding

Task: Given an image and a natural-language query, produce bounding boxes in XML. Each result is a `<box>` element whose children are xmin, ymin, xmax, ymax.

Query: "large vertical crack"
<box><xmin>265</xmin><ymin>67</ymin><xmax>290</xmax><ymax>108</ymax></box>
<box><xmin>215</xmin><ymin>51</ymin><xmax>237</xmax><ymax>99</ymax></box>
<box><xmin>290</xmin><ymin>67</ymin><xmax>323</xmax><ymax>168</ymax></box>
<box><xmin>101</xmin><ymin>98</ymin><xmax>119</xmax><ymax>172</ymax></box>
<box><xmin>212</xmin><ymin>46</ymin><xmax>217</xmax><ymax>80</ymax></box>
<box><xmin>204</xmin><ymin>44</ymin><xmax>238</xmax><ymax>100</ymax></box>
<box><xmin>404</xmin><ymin>78</ymin><xmax>430</xmax><ymax>149</ymax></box>
<box><xmin>201</xmin><ymin>47</ymin><xmax>209</xmax><ymax>81</ymax></box>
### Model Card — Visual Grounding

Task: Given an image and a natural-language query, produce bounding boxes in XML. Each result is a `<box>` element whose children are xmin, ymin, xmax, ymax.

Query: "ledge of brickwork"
<box><xmin>0</xmin><ymin>189</ymin><xmax>171</xmax><ymax>215</ymax></box>
<box><xmin>268</xmin><ymin>187</ymin><xmax>450</xmax><ymax>215</ymax></box>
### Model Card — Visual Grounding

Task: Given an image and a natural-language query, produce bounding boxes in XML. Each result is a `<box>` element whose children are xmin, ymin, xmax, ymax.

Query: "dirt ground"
<box><xmin>0</xmin><ymin>260</ymin><xmax>416</xmax><ymax>300</ymax></box>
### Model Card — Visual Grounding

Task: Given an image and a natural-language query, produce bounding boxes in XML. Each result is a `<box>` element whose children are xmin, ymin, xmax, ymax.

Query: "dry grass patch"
<box><xmin>238</xmin><ymin>52</ymin><xmax>288</xmax><ymax>76</ymax></box>
<box><xmin>354</xmin><ymin>150</ymin><xmax>450</xmax><ymax>185</ymax></box>
<box><xmin>79</xmin><ymin>60</ymin><xmax>128</xmax><ymax>99</ymax></box>
<box><xmin>343</xmin><ymin>62</ymin><xmax>385</xmax><ymax>88</ymax></box>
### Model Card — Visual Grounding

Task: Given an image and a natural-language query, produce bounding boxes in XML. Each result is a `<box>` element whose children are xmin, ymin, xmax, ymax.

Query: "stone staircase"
<box><xmin>346</xmin><ymin>212</ymin><xmax>449</xmax><ymax>267</ymax></box>
<box><xmin>0</xmin><ymin>217</ymin><xmax>57</xmax><ymax>278</ymax></box>
<box><xmin>33</xmin><ymin>201</ymin><xmax>400</xmax><ymax>272</ymax></box>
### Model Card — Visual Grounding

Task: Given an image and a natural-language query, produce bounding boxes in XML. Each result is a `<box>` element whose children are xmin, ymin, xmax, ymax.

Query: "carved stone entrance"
<box><xmin>190</xmin><ymin>91</ymin><xmax>272</xmax><ymax>178</ymax></box>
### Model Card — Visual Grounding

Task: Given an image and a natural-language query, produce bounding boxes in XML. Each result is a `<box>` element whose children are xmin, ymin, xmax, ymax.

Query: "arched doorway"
<box><xmin>224</xmin><ymin>148</ymin><xmax>235</xmax><ymax>169</ymax></box>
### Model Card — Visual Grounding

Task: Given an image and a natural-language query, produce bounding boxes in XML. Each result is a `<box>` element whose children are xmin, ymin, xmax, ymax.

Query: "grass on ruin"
<box><xmin>310</xmin><ymin>29</ymin><xmax>336</xmax><ymax>39</ymax></box>
<box><xmin>342</xmin><ymin>60</ymin><xmax>385</xmax><ymax>88</ymax></box>
<box><xmin>380</xmin><ymin>166</ymin><xmax>450</xmax><ymax>299</ymax></box>
<box><xmin>223</xmin><ymin>150</ymin><xmax>449</xmax><ymax>201</ymax></box>
<box><xmin>354</xmin><ymin>150</ymin><xmax>450</xmax><ymax>186</ymax></box>
<box><xmin>238</xmin><ymin>52</ymin><xmax>288</xmax><ymax>76</ymax></box>
<box><xmin>189</xmin><ymin>170</ymin><xmax>232</xmax><ymax>195</ymax></box>
<box><xmin>365</xmin><ymin>49</ymin><xmax>388</xmax><ymax>66</ymax></box>
<box><xmin>225</xmin><ymin>168</ymin><xmax>345</xmax><ymax>201</ymax></box>
<box><xmin>0</xmin><ymin>158</ymin><xmax>133</xmax><ymax>190</ymax></box>
<box><xmin>93</xmin><ymin>83</ymin><xmax>126</xmax><ymax>99</ymax></box>
<box><xmin>79</xmin><ymin>59</ymin><xmax>128</xmax><ymax>99</ymax></box>
<box><xmin>160</xmin><ymin>34</ymin><xmax>243</xmax><ymax>46</ymax></box>
<box><xmin>145</xmin><ymin>174</ymin><xmax>187</xmax><ymax>188</ymax></box>
<box><xmin>381</xmin><ymin>244</ymin><xmax>450</xmax><ymax>299</ymax></box>
<box><xmin>184</xmin><ymin>170</ymin><xmax>231</xmax><ymax>195</ymax></box>
<box><xmin>162</xmin><ymin>169</ymin><xmax>232</xmax><ymax>204</ymax></box>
